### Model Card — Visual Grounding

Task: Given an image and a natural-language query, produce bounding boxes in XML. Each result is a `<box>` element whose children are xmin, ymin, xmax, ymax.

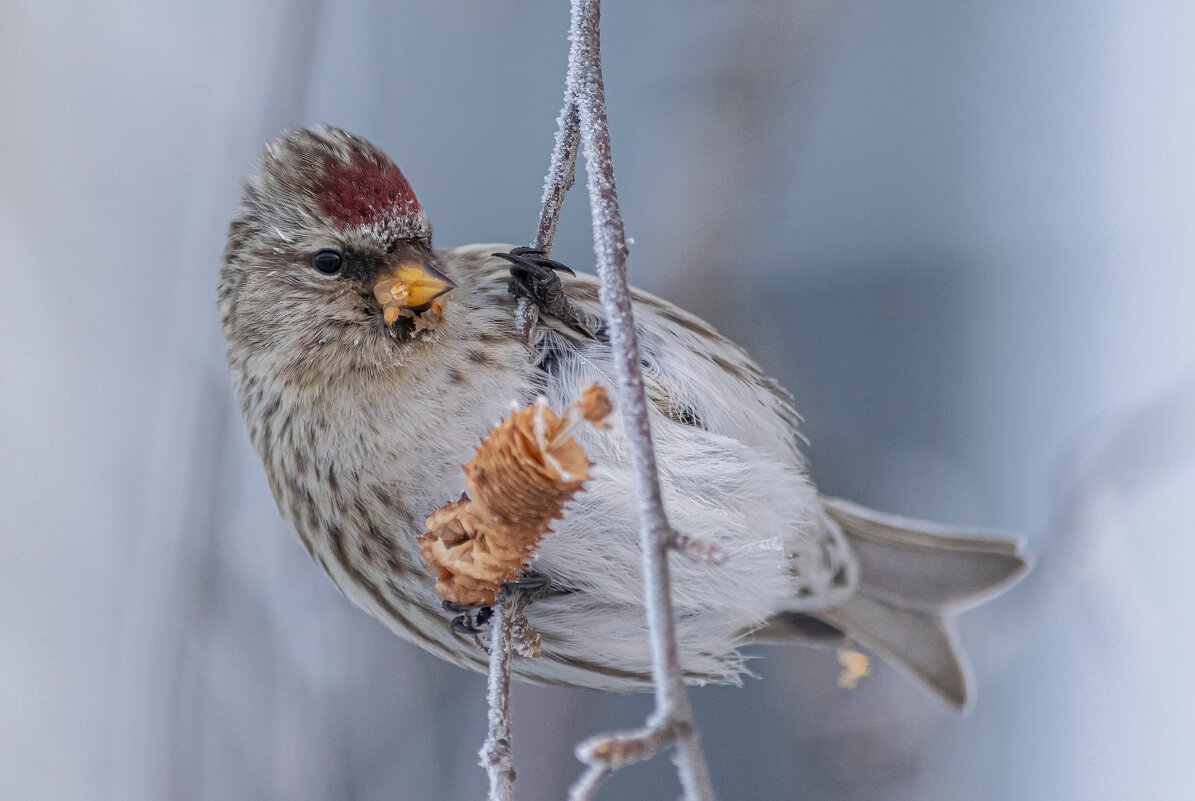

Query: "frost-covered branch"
<box><xmin>480</xmin><ymin>597</ymin><xmax>517</xmax><ymax>801</ymax></box>
<box><xmin>535</xmin><ymin>102</ymin><xmax>581</xmax><ymax>254</ymax></box>
<box><xmin>560</xmin><ymin>1</ymin><xmax>717</xmax><ymax>798</ymax></box>
<box><xmin>516</xmin><ymin>79</ymin><xmax>581</xmax><ymax>342</ymax></box>
<box><xmin>490</xmin><ymin>1</ymin><xmax>719</xmax><ymax>799</ymax></box>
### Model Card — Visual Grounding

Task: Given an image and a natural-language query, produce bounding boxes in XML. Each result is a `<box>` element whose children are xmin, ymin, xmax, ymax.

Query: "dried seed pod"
<box><xmin>418</xmin><ymin>384</ymin><xmax>613</xmax><ymax>606</ymax></box>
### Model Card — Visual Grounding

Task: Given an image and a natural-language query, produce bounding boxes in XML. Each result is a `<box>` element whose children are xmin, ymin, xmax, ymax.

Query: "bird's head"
<box><xmin>219</xmin><ymin>125</ymin><xmax>456</xmax><ymax>379</ymax></box>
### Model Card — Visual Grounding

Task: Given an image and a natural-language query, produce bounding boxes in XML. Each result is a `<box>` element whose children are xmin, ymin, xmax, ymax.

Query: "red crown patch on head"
<box><xmin>316</xmin><ymin>152</ymin><xmax>421</xmax><ymax>229</ymax></box>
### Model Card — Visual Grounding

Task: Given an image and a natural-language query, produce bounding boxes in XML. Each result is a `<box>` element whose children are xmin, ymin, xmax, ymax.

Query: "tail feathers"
<box><xmin>784</xmin><ymin>497</ymin><xmax>1030</xmax><ymax>710</ymax></box>
<box><xmin>817</xmin><ymin>595</ymin><xmax>971</xmax><ymax>709</ymax></box>
<box><xmin>822</xmin><ymin>497</ymin><xmax>1029</xmax><ymax>615</ymax></box>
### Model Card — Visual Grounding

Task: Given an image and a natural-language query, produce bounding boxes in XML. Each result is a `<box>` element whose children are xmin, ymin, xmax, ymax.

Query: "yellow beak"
<box><xmin>373</xmin><ymin>262</ymin><xmax>456</xmax><ymax>323</ymax></box>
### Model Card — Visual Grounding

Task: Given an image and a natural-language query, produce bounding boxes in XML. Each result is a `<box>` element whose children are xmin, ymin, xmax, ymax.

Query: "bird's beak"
<box><xmin>373</xmin><ymin>262</ymin><xmax>456</xmax><ymax>323</ymax></box>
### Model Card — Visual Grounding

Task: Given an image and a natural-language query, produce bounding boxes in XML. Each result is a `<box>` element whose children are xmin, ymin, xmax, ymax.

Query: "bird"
<box><xmin>218</xmin><ymin>125</ymin><xmax>1028</xmax><ymax>710</ymax></box>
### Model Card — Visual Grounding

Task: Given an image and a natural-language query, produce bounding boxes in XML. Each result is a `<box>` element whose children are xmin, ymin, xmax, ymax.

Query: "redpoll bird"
<box><xmin>218</xmin><ymin>125</ymin><xmax>1028</xmax><ymax>710</ymax></box>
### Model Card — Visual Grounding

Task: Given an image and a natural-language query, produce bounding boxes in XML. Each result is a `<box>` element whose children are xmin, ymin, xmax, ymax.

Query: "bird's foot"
<box><xmin>494</xmin><ymin>248</ymin><xmax>583</xmax><ymax>324</ymax></box>
<box><xmin>446</xmin><ymin>602</ymin><xmax>493</xmax><ymax>635</ymax></box>
<box><xmin>498</xmin><ymin>569</ymin><xmax>553</xmax><ymax>603</ymax></box>
<box><xmin>443</xmin><ymin>569</ymin><xmax>555</xmax><ymax>635</ymax></box>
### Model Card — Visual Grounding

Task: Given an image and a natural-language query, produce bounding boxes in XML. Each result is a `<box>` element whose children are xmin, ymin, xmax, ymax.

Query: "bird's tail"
<box><xmin>772</xmin><ymin>497</ymin><xmax>1029</xmax><ymax>711</ymax></box>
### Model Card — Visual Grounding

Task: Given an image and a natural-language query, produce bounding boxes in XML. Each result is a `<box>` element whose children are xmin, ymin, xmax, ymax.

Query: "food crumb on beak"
<box><xmin>374</xmin><ymin>262</ymin><xmax>455</xmax><ymax>330</ymax></box>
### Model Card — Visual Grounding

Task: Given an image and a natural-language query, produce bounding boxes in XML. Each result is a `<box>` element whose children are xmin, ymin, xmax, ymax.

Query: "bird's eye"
<box><xmin>312</xmin><ymin>249</ymin><xmax>343</xmax><ymax>274</ymax></box>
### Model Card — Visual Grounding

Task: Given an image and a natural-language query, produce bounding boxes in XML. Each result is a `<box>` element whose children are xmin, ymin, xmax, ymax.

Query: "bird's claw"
<box><xmin>505</xmin><ymin>247</ymin><xmax>576</xmax><ymax>276</ymax></box>
<box><xmin>443</xmin><ymin>570</ymin><xmax>556</xmax><ymax>635</ymax></box>
<box><xmin>499</xmin><ymin>570</ymin><xmax>553</xmax><ymax>603</ymax></box>
<box><xmin>448</xmin><ymin>603</ymin><xmax>493</xmax><ymax>635</ymax></box>
<box><xmin>494</xmin><ymin>248</ymin><xmax>580</xmax><ymax>323</ymax></box>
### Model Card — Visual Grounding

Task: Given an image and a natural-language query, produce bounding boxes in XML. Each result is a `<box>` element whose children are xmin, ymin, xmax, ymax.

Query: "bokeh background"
<box><xmin>4</xmin><ymin>1</ymin><xmax>1194</xmax><ymax>799</ymax></box>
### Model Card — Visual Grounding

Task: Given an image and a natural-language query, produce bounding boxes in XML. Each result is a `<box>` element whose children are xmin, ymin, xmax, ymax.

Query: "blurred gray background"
<box><xmin>3</xmin><ymin>1</ymin><xmax>1194</xmax><ymax>799</ymax></box>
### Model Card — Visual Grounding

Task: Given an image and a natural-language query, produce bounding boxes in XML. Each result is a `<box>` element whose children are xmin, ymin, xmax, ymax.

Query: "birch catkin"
<box><xmin>419</xmin><ymin>384</ymin><xmax>612</xmax><ymax>606</ymax></box>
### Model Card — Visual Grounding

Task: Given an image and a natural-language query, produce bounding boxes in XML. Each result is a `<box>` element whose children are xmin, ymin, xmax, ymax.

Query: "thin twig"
<box><xmin>480</xmin><ymin>597</ymin><xmax>519</xmax><ymax>801</ymax></box>
<box><xmin>516</xmin><ymin>89</ymin><xmax>581</xmax><ymax>342</ymax></box>
<box><xmin>502</xmin><ymin>1</ymin><xmax>720</xmax><ymax>797</ymax></box>
<box><xmin>535</xmin><ymin>102</ymin><xmax>581</xmax><ymax>254</ymax></box>
<box><xmin>568</xmin><ymin>719</ymin><xmax>689</xmax><ymax>801</ymax></box>
<box><xmin>559</xmin><ymin>0</ymin><xmax>718</xmax><ymax>798</ymax></box>
<box><xmin>567</xmin><ymin>764</ymin><xmax>613</xmax><ymax>801</ymax></box>
<box><xmin>490</xmin><ymin>31</ymin><xmax>583</xmax><ymax>801</ymax></box>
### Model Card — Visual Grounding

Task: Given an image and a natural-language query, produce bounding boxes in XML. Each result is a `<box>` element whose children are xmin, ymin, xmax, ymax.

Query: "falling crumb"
<box><xmin>418</xmin><ymin>384</ymin><xmax>613</xmax><ymax>606</ymax></box>
<box><xmin>837</xmin><ymin>648</ymin><xmax>871</xmax><ymax>689</ymax></box>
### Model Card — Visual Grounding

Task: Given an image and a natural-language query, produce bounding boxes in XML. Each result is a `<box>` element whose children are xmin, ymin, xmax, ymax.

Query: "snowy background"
<box><xmin>3</xmin><ymin>1</ymin><xmax>1194</xmax><ymax>799</ymax></box>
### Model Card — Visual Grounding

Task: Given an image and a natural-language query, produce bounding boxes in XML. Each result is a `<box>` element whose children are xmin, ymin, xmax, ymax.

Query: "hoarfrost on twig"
<box><xmin>483</xmin><ymin>1</ymin><xmax>719</xmax><ymax>799</ymax></box>
<box><xmin>561</xmin><ymin>1</ymin><xmax>716</xmax><ymax>797</ymax></box>
<box><xmin>480</xmin><ymin>597</ymin><xmax>519</xmax><ymax>801</ymax></box>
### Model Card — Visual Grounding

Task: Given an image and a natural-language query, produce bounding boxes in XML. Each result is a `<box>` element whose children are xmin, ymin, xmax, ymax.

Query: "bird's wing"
<box><xmin>442</xmin><ymin>242</ymin><xmax>808</xmax><ymax>496</ymax></box>
<box><xmin>546</xmin><ymin>270</ymin><xmax>806</xmax><ymax>466</ymax></box>
<box><xmin>442</xmin><ymin>246</ymin><xmax>858</xmax><ymax>684</ymax></box>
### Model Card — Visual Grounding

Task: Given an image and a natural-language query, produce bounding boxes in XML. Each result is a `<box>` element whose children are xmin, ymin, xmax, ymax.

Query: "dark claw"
<box><xmin>449</xmin><ymin>604</ymin><xmax>494</xmax><ymax>635</ymax></box>
<box><xmin>506</xmin><ymin>247</ymin><xmax>577</xmax><ymax>276</ymax></box>
<box><xmin>493</xmin><ymin>248</ymin><xmax>605</xmax><ymax>342</ymax></box>
<box><xmin>451</xmin><ymin>614</ymin><xmax>481</xmax><ymax>635</ymax></box>
<box><xmin>492</xmin><ymin>251</ymin><xmax>576</xmax><ymax>282</ymax></box>
<box><xmin>499</xmin><ymin>569</ymin><xmax>553</xmax><ymax>602</ymax></box>
<box><xmin>444</xmin><ymin>570</ymin><xmax>561</xmax><ymax>636</ymax></box>
<box><xmin>494</xmin><ymin>249</ymin><xmax>578</xmax><ymax>321</ymax></box>
<box><xmin>533</xmin><ymin>257</ymin><xmax>575</xmax><ymax>276</ymax></box>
